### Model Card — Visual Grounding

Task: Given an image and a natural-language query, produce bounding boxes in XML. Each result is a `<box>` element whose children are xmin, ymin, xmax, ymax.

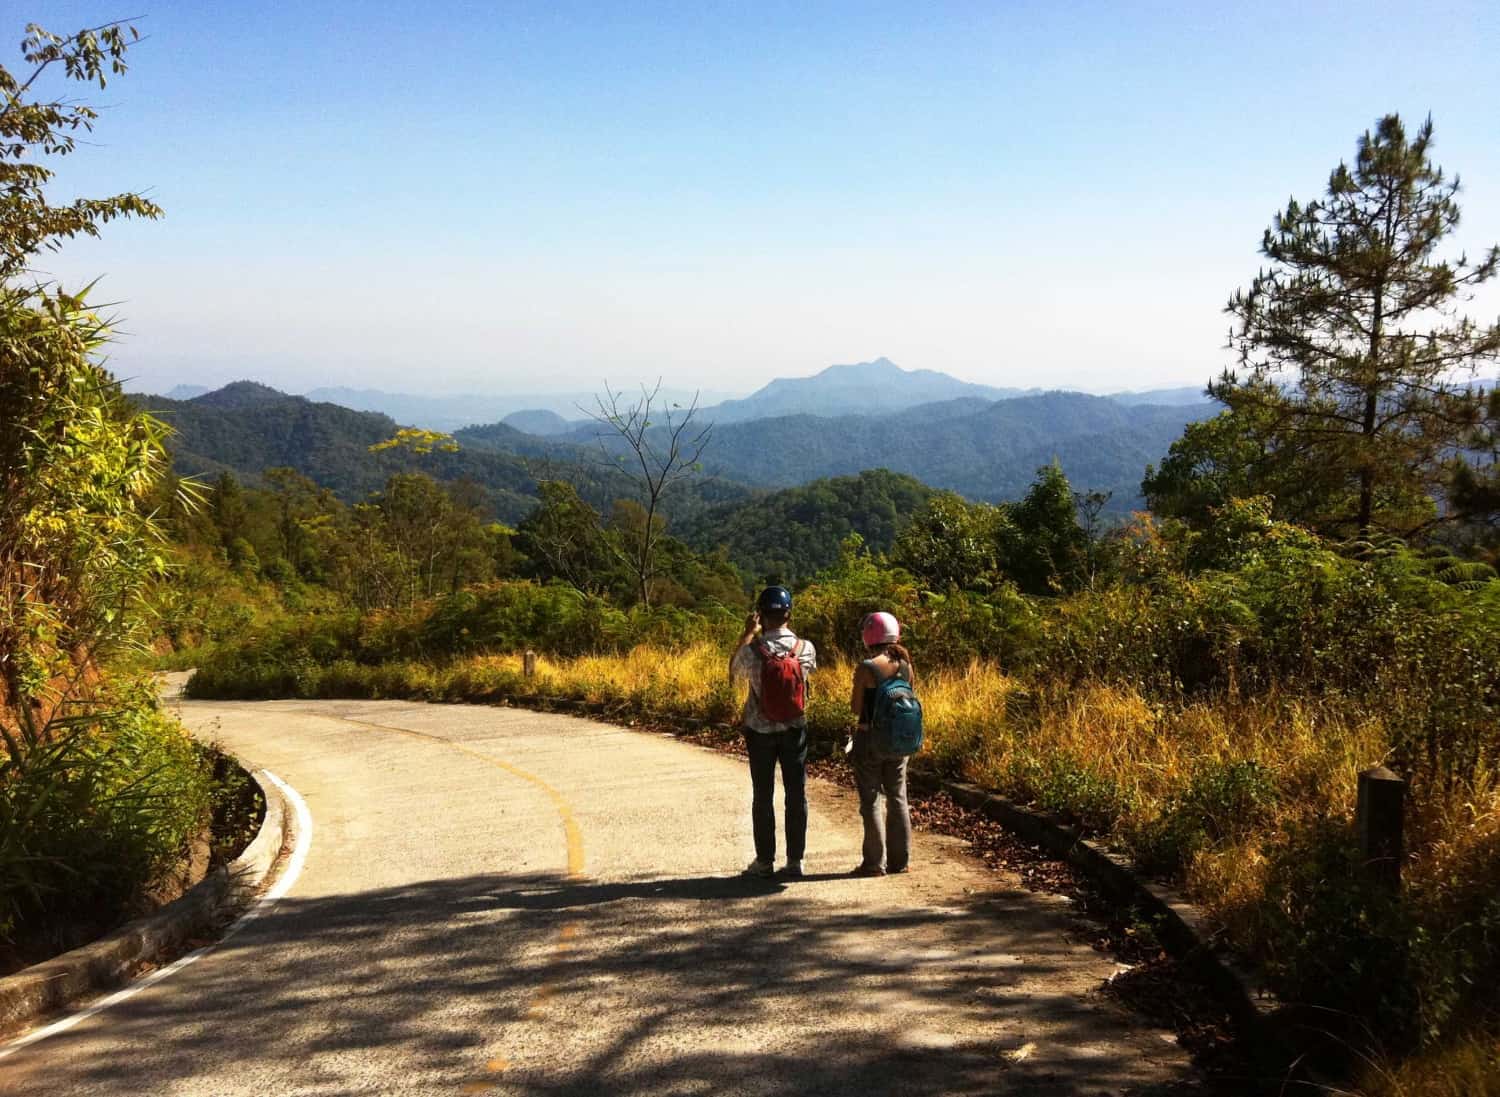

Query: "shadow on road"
<box><xmin>18</xmin><ymin>870</ymin><xmax>1213</xmax><ymax>1096</ymax></box>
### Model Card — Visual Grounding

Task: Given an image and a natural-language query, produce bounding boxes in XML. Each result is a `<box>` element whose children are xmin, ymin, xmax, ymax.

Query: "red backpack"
<box><xmin>756</xmin><ymin>638</ymin><xmax>807</xmax><ymax>722</ymax></box>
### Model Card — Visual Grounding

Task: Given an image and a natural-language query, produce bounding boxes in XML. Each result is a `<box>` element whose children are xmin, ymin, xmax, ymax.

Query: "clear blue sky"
<box><xmin>27</xmin><ymin>1</ymin><xmax>1500</xmax><ymax>397</ymax></box>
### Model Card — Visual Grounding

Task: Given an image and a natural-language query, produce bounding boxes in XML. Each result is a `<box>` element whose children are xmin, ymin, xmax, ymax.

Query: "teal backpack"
<box><xmin>869</xmin><ymin>663</ymin><xmax>924</xmax><ymax>756</ymax></box>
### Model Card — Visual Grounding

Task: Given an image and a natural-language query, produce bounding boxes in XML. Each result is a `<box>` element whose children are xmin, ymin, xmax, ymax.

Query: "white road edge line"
<box><xmin>0</xmin><ymin>769</ymin><xmax>313</xmax><ymax>1061</ymax></box>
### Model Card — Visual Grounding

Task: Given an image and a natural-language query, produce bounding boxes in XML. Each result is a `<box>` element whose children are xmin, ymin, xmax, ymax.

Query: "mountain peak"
<box><xmin>501</xmin><ymin>408</ymin><xmax>573</xmax><ymax>436</ymax></box>
<box><xmin>707</xmin><ymin>358</ymin><xmax>1020</xmax><ymax>423</ymax></box>
<box><xmin>191</xmin><ymin>381</ymin><xmax>292</xmax><ymax>409</ymax></box>
<box><xmin>816</xmin><ymin>357</ymin><xmax>904</xmax><ymax>379</ymax></box>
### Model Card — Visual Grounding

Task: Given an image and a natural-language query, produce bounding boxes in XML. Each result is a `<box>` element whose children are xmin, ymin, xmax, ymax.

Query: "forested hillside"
<box><xmin>686</xmin><ymin>394</ymin><xmax>1212</xmax><ymax>505</ymax></box>
<box><xmin>675</xmin><ymin>470</ymin><xmax>935</xmax><ymax>585</ymax></box>
<box><xmin>141</xmin><ymin>379</ymin><xmax>1211</xmax><ymax>537</ymax></box>
<box><xmin>481</xmin><ymin>391</ymin><xmax>1213</xmax><ymax>510</ymax></box>
<box><xmin>137</xmin><ymin>384</ymin><xmax>752</xmax><ymax>524</ymax></box>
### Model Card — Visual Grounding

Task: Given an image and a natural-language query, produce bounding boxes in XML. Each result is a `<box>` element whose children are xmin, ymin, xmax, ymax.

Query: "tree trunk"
<box><xmin>1358</xmin><ymin>389</ymin><xmax>1378</xmax><ymax>537</ymax></box>
<box><xmin>638</xmin><ymin>496</ymin><xmax>658</xmax><ymax>609</ymax></box>
<box><xmin>1359</xmin><ymin>275</ymin><xmax>1386</xmax><ymax>537</ymax></box>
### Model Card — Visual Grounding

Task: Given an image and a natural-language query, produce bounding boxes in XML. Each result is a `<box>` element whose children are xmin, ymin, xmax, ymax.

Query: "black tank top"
<box><xmin>860</xmin><ymin>656</ymin><xmax>909</xmax><ymax>719</ymax></box>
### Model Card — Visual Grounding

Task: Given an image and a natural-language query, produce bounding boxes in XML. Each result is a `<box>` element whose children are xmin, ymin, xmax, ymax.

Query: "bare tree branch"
<box><xmin>578</xmin><ymin>380</ymin><xmax>713</xmax><ymax>607</ymax></box>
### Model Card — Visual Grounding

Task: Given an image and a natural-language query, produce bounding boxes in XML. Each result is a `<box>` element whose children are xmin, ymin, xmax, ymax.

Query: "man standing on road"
<box><xmin>730</xmin><ymin>586</ymin><xmax>817</xmax><ymax>879</ymax></box>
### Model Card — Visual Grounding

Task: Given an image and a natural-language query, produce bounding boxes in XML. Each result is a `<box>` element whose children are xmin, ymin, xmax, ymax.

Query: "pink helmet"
<box><xmin>861</xmin><ymin>611</ymin><xmax>901</xmax><ymax>648</ymax></box>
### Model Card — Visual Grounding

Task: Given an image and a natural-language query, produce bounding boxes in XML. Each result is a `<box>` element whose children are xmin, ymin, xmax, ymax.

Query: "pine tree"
<box><xmin>1213</xmin><ymin>114</ymin><xmax>1500</xmax><ymax>538</ymax></box>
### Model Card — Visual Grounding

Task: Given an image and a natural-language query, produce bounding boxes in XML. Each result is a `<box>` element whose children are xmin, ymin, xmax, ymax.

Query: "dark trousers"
<box><xmin>745</xmin><ymin>726</ymin><xmax>808</xmax><ymax>863</ymax></box>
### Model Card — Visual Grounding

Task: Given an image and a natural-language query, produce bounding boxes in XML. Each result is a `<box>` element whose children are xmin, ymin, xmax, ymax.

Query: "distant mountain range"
<box><xmin>711</xmin><ymin>393</ymin><xmax>1210</xmax><ymax>506</ymax></box>
<box><xmin>295</xmin><ymin>385</ymin><xmax>737</xmax><ymax>432</ymax></box>
<box><xmin>498</xmin><ymin>359</ymin><xmax>1208</xmax><ymax>442</ymax></box>
<box><xmin>134</xmin><ymin>358</ymin><xmax>1210</xmax><ymax>431</ymax></box>
<box><xmin>467</xmin><ymin>385</ymin><xmax>1214</xmax><ymax>512</ymax></box>
<box><xmin>132</xmin><ymin>359</ymin><xmax>1219</xmax><ymax>528</ymax></box>
<box><xmin>1107</xmin><ymin>385</ymin><xmax>1209</xmax><ymax>406</ymax></box>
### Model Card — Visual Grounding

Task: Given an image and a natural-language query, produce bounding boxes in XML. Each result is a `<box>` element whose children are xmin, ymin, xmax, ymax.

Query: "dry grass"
<box><xmin>1359</xmin><ymin>1032</ymin><xmax>1500</xmax><ymax>1097</ymax></box>
<box><xmin>445</xmin><ymin>644</ymin><xmax>1388</xmax><ymax>827</ymax></box>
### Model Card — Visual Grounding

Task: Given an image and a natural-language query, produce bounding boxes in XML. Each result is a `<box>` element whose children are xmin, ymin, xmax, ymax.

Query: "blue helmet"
<box><xmin>757</xmin><ymin>586</ymin><xmax>793</xmax><ymax>613</ymax></box>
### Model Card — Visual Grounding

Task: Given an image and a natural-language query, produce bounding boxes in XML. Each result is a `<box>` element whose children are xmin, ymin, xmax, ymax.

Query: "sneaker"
<box><xmin>850</xmin><ymin>863</ymin><xmax>886</xmax><ymax>878</ymax></box>
<box><xmin>778</xmin><ymin>860</ymin><xmax>804</xmax><ymax>880</ymax></box>
<box><xmin>743</xmin><ymin>858</ymin><xmax>775</xmax><ymax>878</ymax></box>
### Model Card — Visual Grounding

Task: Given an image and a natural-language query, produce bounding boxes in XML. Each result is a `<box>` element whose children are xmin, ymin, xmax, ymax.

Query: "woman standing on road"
<box><xmin>849</xmin><ymin>611</ymin><xmax>914</xmax><ymax>876</ymax></box>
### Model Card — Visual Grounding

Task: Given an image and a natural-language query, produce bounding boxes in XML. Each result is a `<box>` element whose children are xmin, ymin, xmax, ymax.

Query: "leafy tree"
<box><xmin>343</xmin><ymin>474</ymin><xmax>498</xmax><ymax>607</ymax></box>
<box><xmin>0</xmin><ymin>20</ymin><xmax>225</xmax><ymax>949</ymax></box>
<box><xmin>210</xmin><ymin>473</ymin><xmax>250</xmax><ymax>552</ymax></box>
<box><xmin>1143</xmin><ymin>404</ymin><xmax>1336</xmax><ymax>527</ymax></box>
<box><xmin>263</xmin><ymin>467</ymin><xmax>339</xmax><ymax>580</ymax></box>
<box><xmin>0</xmin><ymin>22</ymin><xmax>160</xmax><ymax>280</ymax></box>
<box><xmin>1213</xmin><ymin>114</ymin><xmax>1500</xmax><ymax>538</ymax></box>
<box><xmin>368</xmin><ymin>427</ymin><xmax>459</xmax><ymax>456</ymax></box>
<box><xmin>514</xmin><ymin>481</ymin><xmax>614</xmax><ymax>596</ymax></box>
<box><xmin>892</xmin><ymin>491</ymin><xmax>1014</xmax><ymax>592</ymax></box>
<box><xmin>1007</xmin><ymin>463</ymin><xmax>1087</xmax><ymax>594</ymax></box>
<box><xmin>1</xmin><ymin>19</ymin><xmax>163</xmax><ymax>752</ymax></box>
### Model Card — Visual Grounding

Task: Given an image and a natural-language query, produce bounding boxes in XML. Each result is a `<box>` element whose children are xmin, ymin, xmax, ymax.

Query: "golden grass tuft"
<box><xmin>1359</xmin><ymin>1031</ymin><xmax>1500</xmax><ymax>1097</ymax></box>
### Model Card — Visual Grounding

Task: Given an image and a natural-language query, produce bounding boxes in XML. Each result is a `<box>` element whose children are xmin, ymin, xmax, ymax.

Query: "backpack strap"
<box><xmin>864</xmin><ymin>654</ymin><xmax>906</xmax><ymax>682</ymax></box>
<box><xmin>757</xmin><ymin>636</ymin><xmax>803</xmax><ymax>664</ymax></box>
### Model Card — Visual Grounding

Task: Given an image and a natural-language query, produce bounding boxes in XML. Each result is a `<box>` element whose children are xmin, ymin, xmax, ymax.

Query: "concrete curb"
<box><xmin>0</xmin><ymin>764</ymin><xmax>288</xmax><ymax>1034</ymax></box>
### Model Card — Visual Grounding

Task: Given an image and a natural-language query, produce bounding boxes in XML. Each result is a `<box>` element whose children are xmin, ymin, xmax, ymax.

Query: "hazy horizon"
<box><xmin>130</xmin><ymin>357</ymin><xmax>1215</xmax><ymax>403</ymax></box>
<box><xmin>28</xmin><ymin>2</ymin><xmax>1500</xmax><ymax>398</ymax></box>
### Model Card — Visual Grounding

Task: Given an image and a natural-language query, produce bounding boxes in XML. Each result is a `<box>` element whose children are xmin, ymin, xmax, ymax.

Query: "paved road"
<box><xmin>2</xmin><ymin>695</ymin><xmax>1191</xmax><ymax>1096</ymax></box>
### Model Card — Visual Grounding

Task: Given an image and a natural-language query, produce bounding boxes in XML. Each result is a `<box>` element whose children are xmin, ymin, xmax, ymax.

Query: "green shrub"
<box><xmin>1257</xmin><ymin>818</ymin><xmax>1420</xmax><ymax>1050</ymax></box>
<box><xmin>1002</xmin><ymin>753</ymin><xmax>1135</xmax><ymax>832</ymax></box>
<box><xmin>0</xmin><ymin>693</ymin><xmax>213</xmax><ymax>951</ymax></box>
<box><xmin>1131</xmin><ymin>759</ymin><xmax>1280</xmax><ymax>873</ymax></box>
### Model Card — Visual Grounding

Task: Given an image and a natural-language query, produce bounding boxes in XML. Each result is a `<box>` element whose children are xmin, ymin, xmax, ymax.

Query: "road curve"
<box><xmin>2</xmin><ymin>695</ymin><xmax>1191</xmax><ymax>1096</ymax></box>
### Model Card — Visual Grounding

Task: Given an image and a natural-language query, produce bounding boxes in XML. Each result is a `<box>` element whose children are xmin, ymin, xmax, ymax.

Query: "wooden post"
<box><xmin>523</xmin><ymin>650</ymin><xmax>537</xmax><ymax>678</ymax></box>
<box><xmin>1357</xmin><ymin>766</ymin><xmax>1406</xmax><ymax>891</ymax></box>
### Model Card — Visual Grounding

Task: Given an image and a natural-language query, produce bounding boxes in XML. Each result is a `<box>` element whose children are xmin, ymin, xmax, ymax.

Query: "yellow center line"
<box><xmin>329</xmin><ymin>714</ymin><xmax>586</xmax><ymax>1088</ymax></box>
